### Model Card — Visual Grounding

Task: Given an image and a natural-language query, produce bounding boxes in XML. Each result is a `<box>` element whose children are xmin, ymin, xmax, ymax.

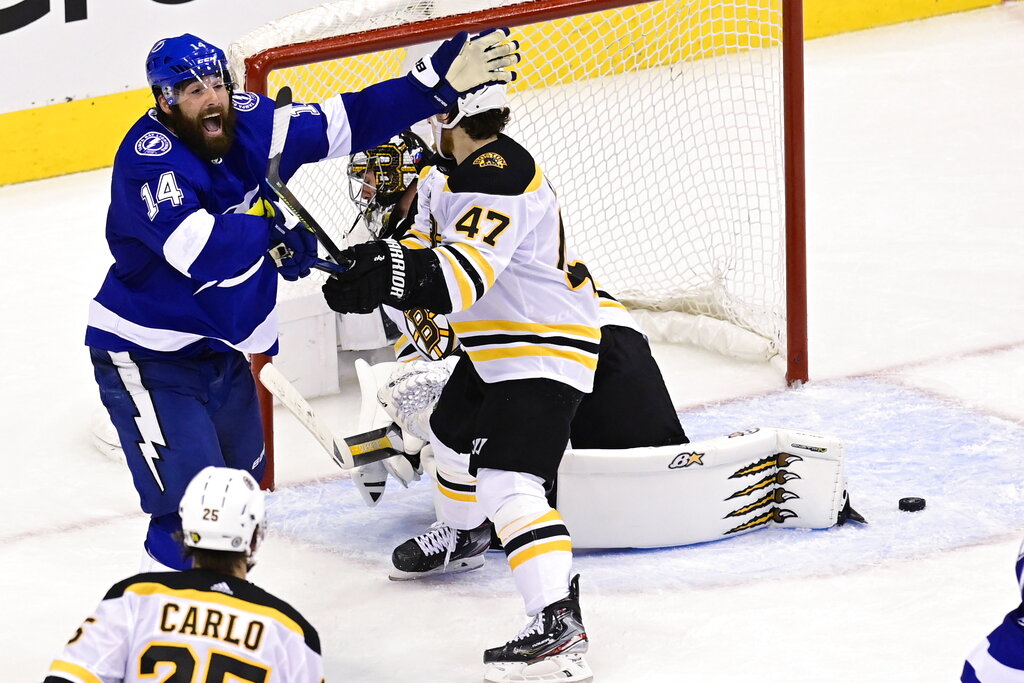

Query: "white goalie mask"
<box><xmin>179</xmin><ymin>466</ymin><xmax>266</xmax><ymax>566</ymax></box>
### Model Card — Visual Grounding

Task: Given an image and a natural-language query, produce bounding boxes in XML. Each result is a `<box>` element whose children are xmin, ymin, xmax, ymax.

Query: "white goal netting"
<box><xmin>231</xmin><ymin>0</ymin><xmax>798</xmax><ymax>366</ymax></box>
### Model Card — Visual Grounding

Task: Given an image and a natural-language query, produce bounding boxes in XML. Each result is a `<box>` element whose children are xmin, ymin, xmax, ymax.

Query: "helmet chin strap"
<box><xmin>430</xmin><ymin>116</ymin><xmax>455</xmax><ymax>160</ymax></box>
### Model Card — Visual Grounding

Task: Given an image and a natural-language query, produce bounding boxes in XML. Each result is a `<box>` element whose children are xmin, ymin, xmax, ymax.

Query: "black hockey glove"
<box><xmin>321</xmin><ymin>240</ymin><xmax>416</xmax><ymax>314</ymax></box>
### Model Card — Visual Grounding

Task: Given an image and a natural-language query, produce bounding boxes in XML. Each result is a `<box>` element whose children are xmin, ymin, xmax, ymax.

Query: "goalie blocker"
<box><xmin>557</xmin><ymin>427</ymin><xmax>862</xmax><ymax>548</ymax></box>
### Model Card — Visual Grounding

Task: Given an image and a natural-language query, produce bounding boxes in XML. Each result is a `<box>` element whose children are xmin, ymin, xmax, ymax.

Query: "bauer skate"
<box><xmin>483</xmin><ymin>574</ymin><xmax>593</xmax><ymax>683</ymax></box>
<box><xmin>389</xmin><ymin>520</ymin><xmax>491</xmax><ymax>580</ymax></box>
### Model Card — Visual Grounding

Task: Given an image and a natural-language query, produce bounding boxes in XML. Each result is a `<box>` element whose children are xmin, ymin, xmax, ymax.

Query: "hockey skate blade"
<box><xmin>387</xmin><ymin>554</ymin><xmax>485</xmax><ymax>581</ymax></box>
<box><xmin>484</xmin><ymin>653</ymin><xmax>593</xmax><ymax>683</ymax></box>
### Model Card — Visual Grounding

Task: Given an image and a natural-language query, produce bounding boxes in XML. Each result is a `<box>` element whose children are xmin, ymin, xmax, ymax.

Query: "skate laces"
<box><xmin>510</xmin><ymin>613</ymin><xmax>544</xmax><ymax>643</ymax></box>
<box><xmin>413</xmin><ymin>521</ymin><xmax>457</xmax><ymax>559</ymax></box>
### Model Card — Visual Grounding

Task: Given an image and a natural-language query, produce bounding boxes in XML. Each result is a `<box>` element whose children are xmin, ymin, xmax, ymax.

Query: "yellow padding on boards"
<box><xmin>0</xmin><ymin>88</ymin><xmax>152</xmax><ymax>186</ymax></box>
<box><xmin>0</xmin><ymin>0</ymin><xmax>1004</xmax><ymax>185</ymax></box>
<box><xmin>804</xmin><ymin>0</ymin><xmax>1000</xmax><ymax>39</ymax></box>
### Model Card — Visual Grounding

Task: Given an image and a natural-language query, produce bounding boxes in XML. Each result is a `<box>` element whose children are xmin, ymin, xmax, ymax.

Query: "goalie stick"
<box><xmin>257</xmin><ymin>363</ymin><xmax>396</xmax><ymax>470</ymax></box>
<box><xmin>265</xmin><ymin>86</ymin><xmax>350</xmax><ymax>269</ymax></box>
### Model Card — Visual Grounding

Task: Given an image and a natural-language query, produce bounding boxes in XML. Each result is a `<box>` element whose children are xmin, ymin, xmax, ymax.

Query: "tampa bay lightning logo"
<box><xmin>232</xmin><ymin>92</ymin><xmax>259</xmax><ymax>111</ymax></box>
<box><xmin>135</xmin><ymin>131</ymin><xmax>172</xmax><ymax>157</ymax></box>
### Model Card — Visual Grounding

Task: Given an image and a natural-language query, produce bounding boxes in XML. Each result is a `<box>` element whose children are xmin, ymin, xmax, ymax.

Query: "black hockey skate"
<box><xmin>483</xmin><ymin>575</ymin><xmax>592</xmax><ymax>682</ymax></box>
<box><xmin>389</xmin><ymin>521</ymin><xmax>491</xmax><ymax>580</ymax></box>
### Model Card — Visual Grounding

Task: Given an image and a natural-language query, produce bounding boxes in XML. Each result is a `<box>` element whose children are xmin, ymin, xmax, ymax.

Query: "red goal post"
<box><xmin>231</xmin><ymin>0</ymin><xmax>807</xmax><ymax>489</ymax></box>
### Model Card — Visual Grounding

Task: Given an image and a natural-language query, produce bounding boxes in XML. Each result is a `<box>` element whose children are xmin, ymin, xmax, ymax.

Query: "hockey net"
<box><xmin>231</xmin><ymin>0</ymin><xmax>806</xmax><ymax>484</ymax></box>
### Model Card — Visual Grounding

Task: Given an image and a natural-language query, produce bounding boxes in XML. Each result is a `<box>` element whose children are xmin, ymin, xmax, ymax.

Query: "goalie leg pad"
<box><xmin>352</xmin><ymin>460</ymin><xmax>388</xmax><ymax>507</ymax></box>
<box><xmin>555</xmin><ymin>427</ymin><xmax>851</xmax><ymax>548</ymax></box>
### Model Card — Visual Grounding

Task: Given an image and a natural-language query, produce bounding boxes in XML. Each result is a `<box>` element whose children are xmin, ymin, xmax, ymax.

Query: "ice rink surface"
<box><xmin>2</xmin><ymin>4</ymin><xmax>1023</xmax><ymax>681</ymax></box>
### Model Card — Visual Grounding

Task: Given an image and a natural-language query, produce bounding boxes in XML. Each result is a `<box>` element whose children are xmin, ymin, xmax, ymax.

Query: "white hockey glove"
<box><xmin>407</xmin><ymin>28</ymin><xmax>521</xmax><ymax>109</ymax></box>
<box><xmin>377</xmin><ymin>358</ymin><xmax>457</xmax><ymax>442</ymax></box>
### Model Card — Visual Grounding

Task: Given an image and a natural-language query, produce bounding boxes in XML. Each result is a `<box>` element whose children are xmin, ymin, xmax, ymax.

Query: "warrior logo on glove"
<box><xmin>386</xmin><ymin>240</ymin><xmax>407</xmax><ymax>299</ymax></box>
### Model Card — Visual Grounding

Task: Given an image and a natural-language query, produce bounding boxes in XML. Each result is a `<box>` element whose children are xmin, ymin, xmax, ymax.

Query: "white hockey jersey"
<box><xmin>401</xmin><ymin>135</ymin><xmax>601</xmax><ymax>393</ymax></box>
<box><xmin>44</xmin><ymin>570</ymin><xmax>322</xmax><ymax>683</ymax></box>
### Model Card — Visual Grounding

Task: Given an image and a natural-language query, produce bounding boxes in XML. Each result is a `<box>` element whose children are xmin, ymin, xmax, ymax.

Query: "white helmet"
<box><xmin>179</xmin><ymin>467</ymin><xmax>266</xmax><ymax>563</ymax></box>
<box><xmin>439</xmin><ymin>82</ymin><xmax>509</xmax><ymax>130</ymax></box>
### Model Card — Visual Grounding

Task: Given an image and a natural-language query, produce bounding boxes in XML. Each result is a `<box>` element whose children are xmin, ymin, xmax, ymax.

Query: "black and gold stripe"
<box><xmin>436</xmin><ymin>469</ymin><xmax>476</xmax><ymax>503</ymax></box>
<box><xmin>450</xmin><ymin>320</ymin><xmax>600</xmax><ymax>371</ymax></box>
<box><xmin>499</xmin><ymin>509</ymin><xmax>572</xmax><ymax>571</ymax></box>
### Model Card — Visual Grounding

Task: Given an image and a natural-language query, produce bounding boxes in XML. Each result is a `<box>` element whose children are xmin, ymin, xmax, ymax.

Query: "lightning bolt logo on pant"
<box><xmin>111</xmin><ymin>352</ymin><xmax>168</xmax><ymax>493</ymax></box>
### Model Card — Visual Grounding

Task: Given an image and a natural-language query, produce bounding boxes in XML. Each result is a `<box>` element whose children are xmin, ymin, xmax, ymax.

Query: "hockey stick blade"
<box><xmin>344</xmin><ymin>424</ymin><xmax>406</xmax><ymax>466</ymax></box>
<box><xmin>258</xmin><ymin>363</ymin><xmax>392</xmax><ymax>471</ymax></box>
<box><xmin>265</xmin><ymin>85</ymin><xmax>350</xmax><ymax>268</ymax></box>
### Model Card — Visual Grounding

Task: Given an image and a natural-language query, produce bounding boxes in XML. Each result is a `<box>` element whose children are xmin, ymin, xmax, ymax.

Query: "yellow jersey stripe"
<box><xmin>49</xmin><ymin>660</ymin><xmax>103</xmax><ymax>683</ymax></box>
<box><xmin>125</xmin><ymin>583</ymin><xmax>303</xmax><ymax>636</ymax></box>
<box><xmin>447</xmin><ymin>242</ymin><xmax>496</xmax><ymax>289</ymax></box>
<box><xmin>450</xmin><ymin>319</ymin><xmax>600</xmax><ymax>340</ymax></box>
<box><xmin>400</xmin><ymin>237</ymin><xmax>429</xmax><ymax>250</ymax></box>
<box><xmin>404</xmin><ymin>229</ymin><xmax>432</xmax><ymax>245</ymax></box>
<box><xmin>525</xmin><ymin>164</ymin><xmax>544</xmax><ymax>193</ymax></box>
<box><xmin>599</xmin><ymin>299</ymin><xmax>627</xmax><ymax>310</ymax></box>
<box><xmin>435</xmin><ymin>246</ymin><xmax>477</xmax><ymax>309</ymax></box>
<box><xmin>508</xmin><ymin>539</ymin><xmax>573</xmax><ymax>571</ymax></box>
<box><xmin>466</xmin><ymin>345</ymin><xmax>599</xmax><ymax>370</ymax></box>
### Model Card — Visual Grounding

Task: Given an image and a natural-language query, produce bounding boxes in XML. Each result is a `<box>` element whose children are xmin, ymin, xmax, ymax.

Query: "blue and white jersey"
<box><xmin>87</xmin><ymin>80</ymin><xmax>441</xmax><ymax>357</ymax></box>
<box><xmin>962</xmin><ymin>537</ymin><xmax>1024</xmax><ymax>682</ymax></box>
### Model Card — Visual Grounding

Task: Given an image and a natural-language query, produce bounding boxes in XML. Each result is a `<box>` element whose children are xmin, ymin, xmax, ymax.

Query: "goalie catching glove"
<box><xmin>321</xmin><ymin>239</ymin><xmax>449</xmax><ymax>314</ymax></box>
<box><xmin>407</xmin><ymin>28</ymin><xmax>521</xmax><ymax>109</ymax></box>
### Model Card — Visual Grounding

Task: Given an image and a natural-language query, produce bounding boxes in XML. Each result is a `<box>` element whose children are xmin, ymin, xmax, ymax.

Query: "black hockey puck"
<box><xmin>899</xmin><ymin>497</ymin><xmax>926</xmax><ymax>512</ymax></box>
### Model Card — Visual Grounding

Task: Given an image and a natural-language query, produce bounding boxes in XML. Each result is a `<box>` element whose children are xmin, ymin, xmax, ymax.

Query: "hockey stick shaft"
<box><xmin>257</xmin><ymin>363</ymin><xmax>393</xmax><ymax>470</ymax></box>
<box><xmin>313</xmin><ymin>258</ymin><xmax>348</xmax><ymax>276</ymax></box>
<box><xmin>266</xmin><ymin>86</ymin><xmax>351</xmax><ymax>268</ymax></box>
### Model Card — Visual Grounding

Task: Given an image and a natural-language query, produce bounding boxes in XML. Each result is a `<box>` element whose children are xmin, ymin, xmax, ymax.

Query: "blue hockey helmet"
<box><xmin>146</xmin><ymin>34</ymin><xmax>235</xmax><ymax>105</ymax></box>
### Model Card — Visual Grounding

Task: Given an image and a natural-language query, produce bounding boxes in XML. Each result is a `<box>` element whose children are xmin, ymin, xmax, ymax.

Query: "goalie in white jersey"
<box><xmin>323</xmin><ymin>84</ymin><xmax>595</xmax><ymax>682</ymax></box>
<box><xmin>44</xmin><ymin>467</ymin><xmax>323</xmax><ymax>683</ymax></box>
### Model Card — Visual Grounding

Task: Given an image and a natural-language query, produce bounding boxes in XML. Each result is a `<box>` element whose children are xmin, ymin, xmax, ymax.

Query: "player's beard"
<box><xmin>171</xmin><ymin>102</ymin><xmax>237</xmax><ymax>161</ymax></box>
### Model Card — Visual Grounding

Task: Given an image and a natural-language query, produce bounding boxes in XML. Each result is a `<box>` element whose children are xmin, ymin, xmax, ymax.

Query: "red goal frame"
<box><xmin>243</xmin><ymin>0</ymin><xmax>808</xmax><ymax>490</ymax></box>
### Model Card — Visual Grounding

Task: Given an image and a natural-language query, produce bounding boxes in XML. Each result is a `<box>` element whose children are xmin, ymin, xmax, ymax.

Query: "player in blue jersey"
<box><xmin>86</xmin><ymin>31</ymin><xmax>521</xmax><ymax>572</ymax></box>
<box><xmin>962</xmin><ymin>535</ymin><xmax>1024</xmax><ymax>682</ymax></box>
